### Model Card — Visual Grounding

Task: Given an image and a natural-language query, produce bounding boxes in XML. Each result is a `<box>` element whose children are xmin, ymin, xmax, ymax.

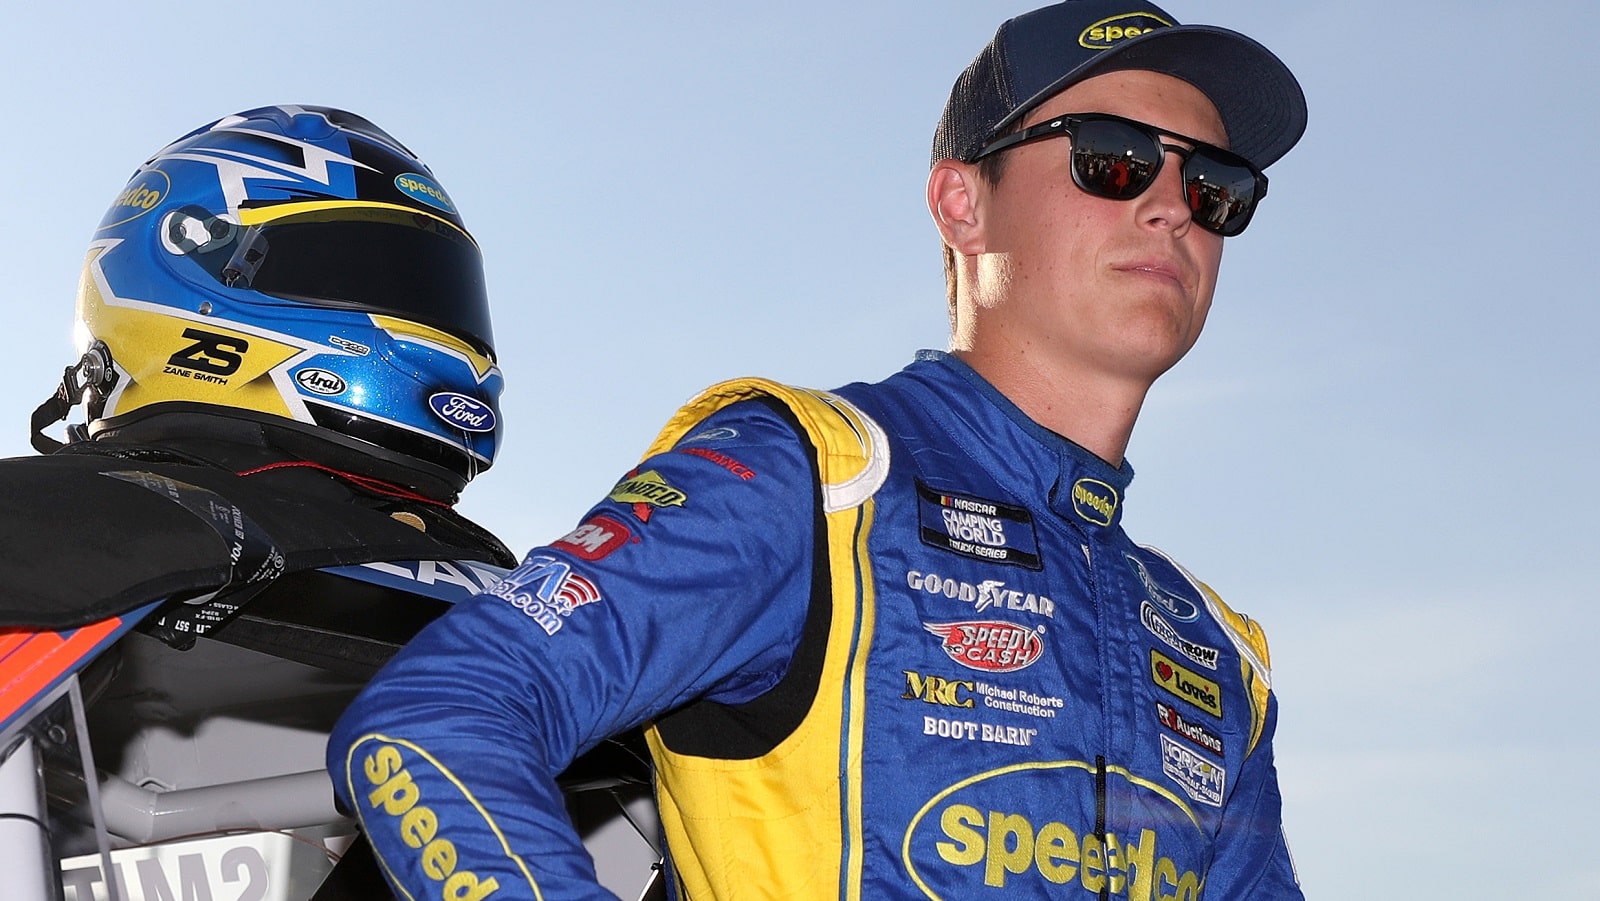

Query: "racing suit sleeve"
<box><xmin>326</xmin><ymin>399</ymin><xmax>817</xmax><ymax>900</ymax></box>
<box><xmin>1203</xmin><ymin>687</ymin><xmax>1303</xmax><ymax>898</ymax></box>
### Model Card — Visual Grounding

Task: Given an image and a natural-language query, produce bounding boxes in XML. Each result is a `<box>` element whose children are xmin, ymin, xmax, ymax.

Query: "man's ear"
<box><xmin>927</xmin><ymin>160</ymin><xmax>987</xmax><ymax>256</ymax></box>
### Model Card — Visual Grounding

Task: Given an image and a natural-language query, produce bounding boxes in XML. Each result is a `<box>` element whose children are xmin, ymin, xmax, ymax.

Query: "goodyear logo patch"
<box><xmin>1070</xmin><ymin>478</ymin><xmax>1118</xmax><ymax>527</ymax></box>
<box><xmin>1079</xmin><ymin>12</ymin><xmax>1174</xmax><ymax>50</ymax></box>
<box><xmin>101</xmin><ymin>169</ymin><xmax>171</xmax><ymax>229</ymax></box>
<box><xmin>1150</xmin><ymin>650</ymin><xmax>1222</xmax><ymax>718</ymax></box>
<box><xmin>349</xmin><ymin>734</ymin><xmax>530</xmax><ymax>901</ymax></box>
<box><xmin>395</xmin><ymin>172</ymin><xmax>456</xmax><ymax>213</ymax></box>
<box><xmin>903</xmin><ymin>763</ymin><xmax>1205</xmax><ymax>898</ymax></box>
<box><xmin>916</xmin><ymin>482</ymin><xmax>1041</xmax><ymax>569</ymax></box>
<box><xmin>924</xmin><ymin>621</ymin><xmax>1045</xmax><ymax>673</ymax></box>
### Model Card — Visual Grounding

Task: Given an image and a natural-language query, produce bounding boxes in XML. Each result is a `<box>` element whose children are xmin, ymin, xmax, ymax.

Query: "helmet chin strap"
<box><xmin>32</xmin><ymin>341</ymin><xmax>118</xmax><ymax>454</ymax></box>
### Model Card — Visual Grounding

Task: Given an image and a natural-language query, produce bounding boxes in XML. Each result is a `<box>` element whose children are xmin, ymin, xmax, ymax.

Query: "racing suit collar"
<box><xmin>913</xmin><ymin>349</ymin><xmax>1133</xmax><ymax>533</ymax></box>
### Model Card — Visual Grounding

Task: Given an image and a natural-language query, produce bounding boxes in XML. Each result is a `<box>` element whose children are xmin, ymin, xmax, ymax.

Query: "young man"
<box><xmin>329</xmin><ymin>2</ymin><xmax>1307</xmax><ymax>898</ymax></box>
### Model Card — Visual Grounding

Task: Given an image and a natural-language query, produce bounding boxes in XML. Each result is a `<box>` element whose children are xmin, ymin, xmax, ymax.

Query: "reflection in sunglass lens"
<box><xmin>1070</xmin><ymin>120</ymin><xmax>1160</xmax><ymax>199</ymax></box>
<box><xmin>1183</xmin><ymin>154</ymin><xmax>1258</xmax><ymax>236</ymax></box>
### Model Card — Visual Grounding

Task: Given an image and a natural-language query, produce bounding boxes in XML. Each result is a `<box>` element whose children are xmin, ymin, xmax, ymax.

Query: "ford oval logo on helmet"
<box><xmin>295</xmin><ymin>368</ymin><xmax>347</xmax><ymax>396</ymax></box>
<box><xmin>429</xmin><ymin>392</ymin><xmax>496</xmax><ymax>433</ymax></box>
<box><xmin>395</xmin><ymin>172</ymin><xmax>455</xmax><ymax>213</ymax></box>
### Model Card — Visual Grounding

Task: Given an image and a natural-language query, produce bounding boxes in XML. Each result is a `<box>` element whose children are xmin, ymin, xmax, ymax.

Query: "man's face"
<box><xmin>970</xmin><ymin>69</ymin><xmax>1228</xmax><ymax>385</ymax></box>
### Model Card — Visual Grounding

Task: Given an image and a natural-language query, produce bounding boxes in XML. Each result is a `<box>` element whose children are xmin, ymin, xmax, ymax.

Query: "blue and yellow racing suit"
<box><xmin>329</xmin><ymin>351</ymin><xmax>1301</xmax><ymax>900</ymax></box>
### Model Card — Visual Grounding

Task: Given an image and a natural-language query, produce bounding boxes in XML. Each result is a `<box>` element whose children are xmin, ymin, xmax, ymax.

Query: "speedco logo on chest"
<box><xmin>924</xmin><ymin>621</ymin><xmax>1045</xmax><ymax>673</ymax></box>
<box><xmin>903</xmin><ymin>762</ymin><xmax>1205</xmax><ymax>899</ymax></box>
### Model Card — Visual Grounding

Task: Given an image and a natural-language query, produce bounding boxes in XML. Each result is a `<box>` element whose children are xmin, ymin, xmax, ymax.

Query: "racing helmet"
<box><xmin>42</xmin><ymin>105</ymin><xmax>501</xmax><ymax>499</ymax></box>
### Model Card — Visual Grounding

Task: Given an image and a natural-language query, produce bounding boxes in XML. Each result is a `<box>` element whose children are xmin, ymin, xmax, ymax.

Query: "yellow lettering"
<box><xmin>421</xmin><ymin>837</ymin><xmax>458</xmax><ymax>880</ymax></box>
<box><xmin>400</xmin><ymin>805</ymin><xmax>438</xmax><ymax>849</ymax></box>
<box><xmin>1106</xmin><ymin>831</ymin><xmax>1127</xmax><ymax>895</ymax></box>
<box><xmin>1124</xmin><ymin>829</ymin><xmax>1158</xmax><ymax>901</ymax></box>
<box><xmin>1034</xmin><ymin>822</ymin><xmax>1079</xmax><ymax>884</ymax></box>
<box><xmin>1156</xmin><ymin>856</ymin><xmax>1180</xmax><ymax>901</ymax></box>
<box><xmin>364</xmin><ymin>745</ymin><xmax>403</xmax><ymax>785</ymax></box>
<box><xmin>1090</xmin><ymin>27</ymin><xmax>1106</xmax><ymax>40</ymax></box>
<box><xmin>368</xmin><ymin>770</ymin><xmax>420</xmax><ymax>816</ymax></box>
<box><xmin>1080</xmin><ymin>832</ymin><xmax>1105</xmax><ymax>893</ymax></box>
<box><xmin>1175</xmin><ymin>869</ymin><xmax>1202</xmax><ymax>901</ymax></box>
<box><xmin>936</xmin><ymin>804</ymin><xmax>985</xmax><ymax>865</ymax></box>
<box><xmin>984</xmin><ymin>811</ymin><xmax>1034</xmax><ymax>888</ymax></box>
<box><xmin>444</xmin><ymin>871</ymin><xmax>500</xmax><ymax>901</ymax></box>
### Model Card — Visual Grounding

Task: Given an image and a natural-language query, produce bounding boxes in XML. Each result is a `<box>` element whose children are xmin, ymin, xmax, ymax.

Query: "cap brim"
<box><xmin>991</xmin><ymin>25</ymin><xmax>1307</xmax><ymax>169</ymax></box>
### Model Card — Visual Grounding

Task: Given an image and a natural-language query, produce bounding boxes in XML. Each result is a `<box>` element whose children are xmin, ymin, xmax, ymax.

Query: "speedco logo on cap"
<box><xmin>1079</xmin><ymin>12</ymin><xmax>1173</xmax><ymax>49</ymax></box>
<box><xmin>924</xmin><ymin>621</ymin><xmax>1045</xmax><ymax>673</ymax></box>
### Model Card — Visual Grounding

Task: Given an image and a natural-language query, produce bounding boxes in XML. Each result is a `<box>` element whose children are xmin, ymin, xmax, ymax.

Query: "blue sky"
<box><xmin>5</xmin><ymin>2</ymin><xmax>1597</xmax><ymax>897</ymax></box>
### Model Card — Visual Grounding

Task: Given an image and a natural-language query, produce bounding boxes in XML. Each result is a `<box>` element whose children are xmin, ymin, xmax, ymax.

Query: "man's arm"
<box><xmin>1203</xmin><ymin>690</ymin><xmax>1303</xmax><ymax>898</ymax></box>
<box><xmin>327</xmin><ymin>400</ymin><xmax>818</xmax><ymax>899</ymax></box>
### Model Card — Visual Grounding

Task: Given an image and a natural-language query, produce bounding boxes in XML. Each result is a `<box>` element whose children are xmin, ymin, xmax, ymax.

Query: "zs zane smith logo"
<box><xmin>924</xmin><ymin>621</ymin><xmax>1045</xmax><ymax>673</ymax></box>
<box><xmin>165</xmin><ymin>328</ymin><xmax>248</xmax><ymax>382</ymax></box>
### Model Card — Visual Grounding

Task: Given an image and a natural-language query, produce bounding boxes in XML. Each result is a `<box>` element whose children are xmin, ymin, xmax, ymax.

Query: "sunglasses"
<box><xmin>972</xmin><ymin>112</ymin><xmax>1268</xmax><ymax>237</ymax></box>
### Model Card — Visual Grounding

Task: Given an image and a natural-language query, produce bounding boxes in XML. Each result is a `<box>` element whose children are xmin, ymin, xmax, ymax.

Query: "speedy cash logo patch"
<box><xmin>1079</xmin><ymin>12</ymin><xmax>1173</xmax><ymax>49</ymax></box>
<box><xmin>924</xmin><ymin>621</ymin><xmax>1045</xmax><ymax>673</ymax></box>
<box><xmin>1150</xmin><ymin>650</ymin><xmax>1222</xmax><ymax>718</ymax></box>
<box><xmin>902</xmin><ymin>763</ymin><xmax>1206</xmax><ymax>898</ymax></box>
<box><xmin>916</xmin><ymin>482</ymin><xmax>1041</xmax><ymax>569</ymax></box>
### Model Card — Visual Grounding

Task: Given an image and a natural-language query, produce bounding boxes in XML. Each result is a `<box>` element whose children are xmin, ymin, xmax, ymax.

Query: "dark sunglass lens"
<box><xmin>1183</xmin><ymin>153</ymin><xmax>1259</xmax><ymax>235</ymax></box>
<box><xmin>1071</xmin><ymin>119</ymin><xmax>1161</xmax><ymax>199</ymax></box>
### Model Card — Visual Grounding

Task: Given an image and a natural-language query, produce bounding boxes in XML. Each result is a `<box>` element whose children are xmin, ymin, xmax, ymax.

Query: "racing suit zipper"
<box><xmin>1080</xmin><ymin>540</ymin><xmax>1113</xmax><ymax>901</ymax></box>
<box><xmin>1094</xmin><ymin>753</ymin><xmax>1109</xmax><ymax>901</ymax></box>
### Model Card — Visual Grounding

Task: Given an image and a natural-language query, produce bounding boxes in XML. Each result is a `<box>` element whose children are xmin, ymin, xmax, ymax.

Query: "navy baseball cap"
<box><xmin>932</xmin><ymin>0</ymin><xmax>1307</xmax><ymax>170</ymax></box>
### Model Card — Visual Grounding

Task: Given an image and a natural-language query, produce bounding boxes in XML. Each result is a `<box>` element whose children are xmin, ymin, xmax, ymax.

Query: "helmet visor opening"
<box><xmin>232</xmin><ymin>210</ymin><xmax>494</xmax><ymax>356</ymax></box>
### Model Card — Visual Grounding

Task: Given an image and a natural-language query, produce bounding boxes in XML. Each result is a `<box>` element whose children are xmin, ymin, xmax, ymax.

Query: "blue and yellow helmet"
<box><xmin>60</xmin><ymin>105</ymin><xmax>501</xmax><ymax>497</ymax></box>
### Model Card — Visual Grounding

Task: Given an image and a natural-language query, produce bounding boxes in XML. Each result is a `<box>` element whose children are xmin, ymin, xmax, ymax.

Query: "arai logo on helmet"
<box><xmin>395</xmin><ymin>173</ymin><xmax>456</xmax><ymax>213</ymax></box>
<box><xmin>429</xmin><ymin>392</ymin><xmax>496</xmax><ymax>433</ymax></box>
<box><xmin>295</xmin><ymin>368</ymin><xmax>347</xmax><ymax>396</ymax></box>
<box><xmin>1078</xmin><ymin>12</ymin><xmax>1173</xmax><ymax>49</ymax></box>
